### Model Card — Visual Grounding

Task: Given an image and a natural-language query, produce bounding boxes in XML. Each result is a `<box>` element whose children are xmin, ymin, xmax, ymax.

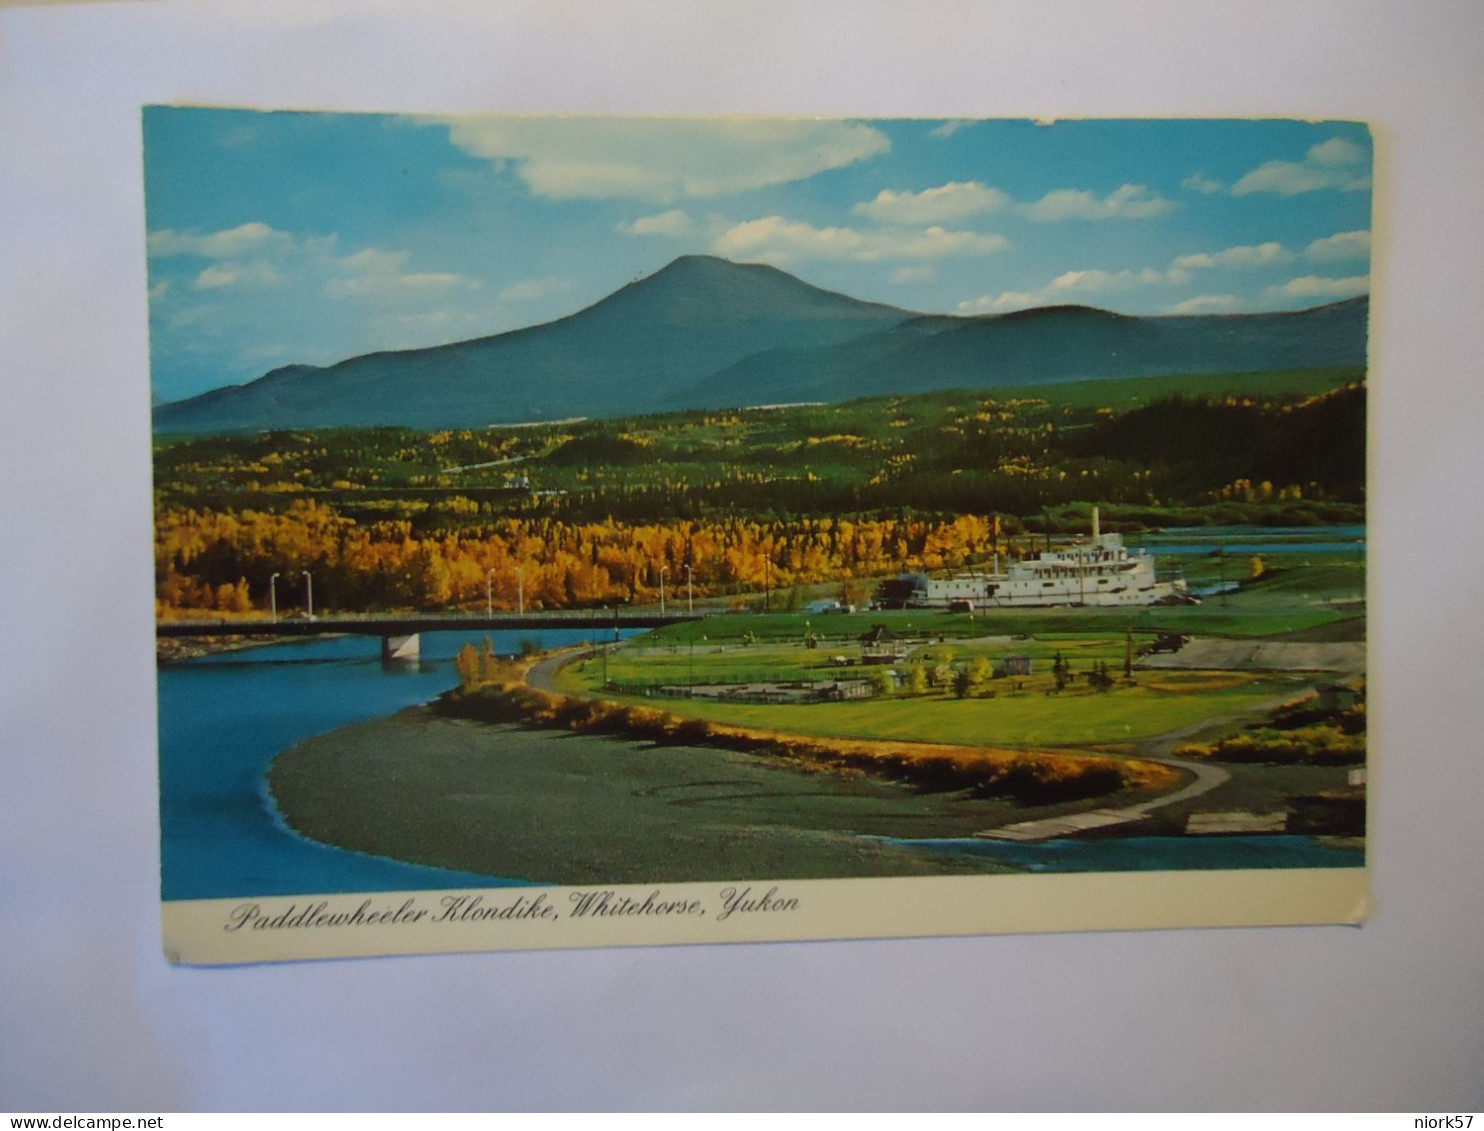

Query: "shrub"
<box><xmin>1179</xmin><ymin>724</ymin><xmax>1364</xmax><ymax>765</ymax></box>
<box><xmin>972</xmin><ymin>759</ymin><xmax>1127</xmax><ymax>804</ymax></box>
<box><xmin>669</xmin><ymin>717</ymin><xmax>713</xmax><ymax>745</ymax></box>
<box><xmin>905</xmin><ymin>665</ymin><xmax>929</xmax><ymax>695</ymax></box>
<box><xmin>968</xmin><ymin>657</ymin><xmax>992</xmax><ymax>688</ymax></box>
<box><xmin>438</xmin><ymin>662</ymin><xmax>1160</xmax><ymax>806</ymax></box>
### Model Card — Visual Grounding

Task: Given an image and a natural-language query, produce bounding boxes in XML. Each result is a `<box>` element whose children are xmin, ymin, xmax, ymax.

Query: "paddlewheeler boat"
<box><xmin>880</xmin><ymin>509</ymin><xmax>1191</xmax><ymax>609</ymax></box>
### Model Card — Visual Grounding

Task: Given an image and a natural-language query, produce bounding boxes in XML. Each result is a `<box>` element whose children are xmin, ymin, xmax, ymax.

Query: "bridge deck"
<box><xmin>156</xmin><ymin>613</ymin><xmax>700</xmax><ymax>638</ymax></box>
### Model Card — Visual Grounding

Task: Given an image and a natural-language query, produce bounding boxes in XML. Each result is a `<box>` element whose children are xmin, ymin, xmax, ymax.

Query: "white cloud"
<box><xmin>1304</xmin><ymin>229</ymin><xmax>1371</xmax><ymax>262</ymax></box>
<box><xmin>336</xmin><ymin>247</ymin><xmax>409</xmax><ymax>275</ymax></box>
<box><xmin>194</xmin><ymin>261</ymin><xmax>282</xmax><ymax>290</ymax></box>
<box><xmin>403</xmin><ymin>272</ymin><xmax>481</xmax><ymax>290</ymax></box>
<box><xmin>958</xmin><ymin>266</ymin><xmax>1187</xmax><ymax>314</ymax></box>
<box><xmin>928</xmin><ymin>119</ymin><xmax>974</xmax><ymax>139</ymax></box>
<box><xmin>1308</xmin><ymin>137</ymin><xmax>1367</xmax><ymax>167</ymax></box>
<box><xmin>1052</xmin><ymin>268</ymin><xmax>1173</xmax><ymax>292</ymax></box>
<box><xmin>422</xmin><ymin>117</ymin><xmax>891</xmax><ymax>202</ymax></box>
<box><xmin>1232</xmin><ymin>136</ymin><xmax>1371</xmax><ymax>196</ymax></box>
<box><xmin>1173</xmin><ymin>242</ymin><xmax>1293</xmax><ymax>270</ymax></box>
<box><xmin>1181</xmin><ymin>172</ymin><xmax>1223</xmax><ymax>195</ymax></box>
<box><xmin>619</xmin><ymin>209</ymin><xmax>695</xmax><ymax>237</ymax></box>
<box><xmin>714</xmin><ymin>216</ymin><xmax>1008</xmax><ymax>263</ymax></box>
<box><xmin>147</xmin><ymin>221</ymin><xmax>291</xmax><ymax>259</ymax></box>
<box><xmin>1167</xmin><ymin>294</ymin><xmax>1243</xmax><ymax>315</ymax></box>
<box><xmin>853</xmin><ymin>181</ymin><xmax>1011</xmax><ymax>224</ymax></box>
<box><xmin>958</xmin><ymin>292</ymin><xmax>1027</xmax><ymax>315</ymax></box>
<box><xmin>1019</xmin><ymin>183</ymin><xmax>1178</xmax><ymax>222</ymax></box>
<box><xmin>147</xmin><ymin>221</ymin><xmax>483</xmax><ymax>303</ymax></box>
<box><xmin>195</xmin><ymin>265</ymin><xmax>239</xmax><ymax>290</ymax></box>
<box><xmin>497</xmin><ymin>276</ymin><xmax>566</xmax><ymax>302</ymax></box>
<box><xmin>889</xmin><ymin>265</ymin><xmax>937</xmax><ymax>284</ymax></box>
<box><xmin>1265</xmin><ymin>274</ymin><xmax>1369</xmax><ymax>300</ymax></box>
<box><xmin>326</xmin><ymin>264</ymin><xmax>481</xmax><ymax>299</ymax></box>
<box><xmin>158</xmin><ymin>238</ymin><xmax>478</xmax><ymax>301</ymax></box>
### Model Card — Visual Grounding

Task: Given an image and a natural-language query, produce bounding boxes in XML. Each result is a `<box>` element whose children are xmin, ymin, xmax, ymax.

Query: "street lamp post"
<box><xmin>601</xmin><ymin>607</ymin><xmax>609</xmax><ymax>688</ymax></box>
<box><xmin>269</xmin><ymin>572</ymin><xmax>280</xmax><ymax>622</ymax></box>
<box><xmin>486</xmin><ymin>569</ymin><xmax>496</xmax><ymax>618</ymax></box>
<box><xmin>659</xmin><ymin>566</ymin><xmax>668</xmax><ymax>616</ymax></box>
<box><xmin>684</xmin><ymin>564</ymin><xmax>693</xmax><ymax>615</ymax></box>
<box><xmin>301</xmin><ymin>571</ymin><xmax>314</xmax><ymax>620</ymax></box>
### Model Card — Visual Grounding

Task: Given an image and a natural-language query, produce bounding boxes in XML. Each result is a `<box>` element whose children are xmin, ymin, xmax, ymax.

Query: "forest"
<box><xmin>153</xmin><ymin>367</ymin><xmax>1366</xmax><ymax>617</ymax></box>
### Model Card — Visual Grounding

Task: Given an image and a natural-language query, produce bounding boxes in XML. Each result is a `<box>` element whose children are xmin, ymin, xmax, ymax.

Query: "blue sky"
<box><xmin>144</xmin><ymin>110</ymin><xmax>1372</xmax><ymax>403</ymax></box>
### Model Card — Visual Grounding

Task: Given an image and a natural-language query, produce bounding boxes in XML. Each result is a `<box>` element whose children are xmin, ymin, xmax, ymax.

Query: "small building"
<box><xmin>859</xmin><ymin>624</ymin><xmax>907</xmax><ymax>665</ymax></box>
<box><xmin>1002</xmin><ymin>654</ymin><xmax>1033</xmax><ymax>677</ymax></box>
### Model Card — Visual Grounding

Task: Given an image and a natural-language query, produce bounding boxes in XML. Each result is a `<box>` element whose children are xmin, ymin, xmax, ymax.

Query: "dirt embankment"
<box><xmin>444</xmin><ymin>657</ymin><xmax>1184</xmax><ymax>808</ymax></box>
<box><xmin>267</xmin><ymin>708</ymin><xmax>1035</xmax><ymax>884</ymax></box>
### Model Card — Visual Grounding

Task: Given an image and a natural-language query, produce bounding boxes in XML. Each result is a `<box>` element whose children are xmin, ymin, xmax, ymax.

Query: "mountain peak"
<box><xmin>152</xmin><ymin>254</ymin><xmax>1367</xmax><ymax>435</ymax></box>
<box><xmin>990</xmin><ymin>304</ymin><xmax>1137</xmax><ymax>324</ymax></box>
<box><xmin>584</xmin><ymin>254</ymin><xmax>914</xmax><ymax>328</ymax></box>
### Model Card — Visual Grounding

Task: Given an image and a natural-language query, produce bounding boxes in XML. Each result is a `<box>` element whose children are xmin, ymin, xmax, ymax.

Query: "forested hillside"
<box><xmin>154</xmin><ymin>368</ymin><xmax>1365</xmax><ymax>617</ymax></box>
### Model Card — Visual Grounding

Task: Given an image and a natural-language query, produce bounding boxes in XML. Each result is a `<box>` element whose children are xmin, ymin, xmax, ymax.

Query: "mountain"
<box><xmin>153</xmin><ymin>255</ymin><xmax>915</xmax><ymax>433</ymax></box>
<box><xmin>680</xmin><ymin>297</ymin><xmax>1370</xmax><ymax>407</ymax></box>
<box><xmin>154</xmin><ymin>256</ymin><xmax>1369</xmax><ymax>434</ymax></box>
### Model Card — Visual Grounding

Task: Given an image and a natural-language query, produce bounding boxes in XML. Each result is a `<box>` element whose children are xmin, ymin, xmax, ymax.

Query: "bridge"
<box><xmin>157</xmin><ymin>611</ymin><xmax>702</xmax><ymax>662</ymax></box>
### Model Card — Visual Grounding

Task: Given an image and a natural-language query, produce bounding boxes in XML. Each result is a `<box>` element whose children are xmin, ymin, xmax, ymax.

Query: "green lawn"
<box><xmin>586</xmin><ymin>634</ymin><xmax>1135</xmax><ymax>687</ymax></box>
<box><xmin>557</xmin><ymin>553</ymin><xmax>1360</xmax><ymax>748</ymax></box>
<box><xmin>558</xmin><ymin>658</ymin><xmax>1300</xmax><ymax>748</ymax></box>
<box><xmin>646</xmin><ymin>604</ymin><xmax>1351</xmax><ymax>647</ymax></box>
<box><xmin>578</xmin><ymin>643</ymin><xmax>829</xmax><ymax>687</ymax></box>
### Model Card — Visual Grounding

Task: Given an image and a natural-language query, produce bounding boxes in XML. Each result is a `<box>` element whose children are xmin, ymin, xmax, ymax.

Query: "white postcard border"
<box><xmin>163</xmin><ymin>867</ymin><xmax>1369</xmax><ymax>965</ymax></box>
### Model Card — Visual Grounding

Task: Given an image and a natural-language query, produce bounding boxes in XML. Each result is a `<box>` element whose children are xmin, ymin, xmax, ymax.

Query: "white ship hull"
<box><xmin>884</xmin><ymin>509</ymin><xmax>1190</xmax><ymax>610</ymax></box>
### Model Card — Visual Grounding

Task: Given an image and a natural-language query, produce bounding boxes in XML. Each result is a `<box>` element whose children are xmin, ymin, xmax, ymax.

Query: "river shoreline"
<box><xmin>266</xmin><ymin>706</ymin><xmax>1037</xmax><ymax>884</ymax></box>
<box><xmin>156</xmin><ymin>631</ymin><xmax>307</xmax><ymax>664</ymax></box>
<box><xmin>264</xmin><ymin>702</ymin><xmax>1362</xmax><ymax>884</ymax></box>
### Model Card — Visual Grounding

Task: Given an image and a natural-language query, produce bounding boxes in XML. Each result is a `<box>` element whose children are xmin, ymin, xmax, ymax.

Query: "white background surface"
<box><xmin>2</xmin><ymin>0</ymin><xmax>1481</xmax><ymax>1112</ymax></box>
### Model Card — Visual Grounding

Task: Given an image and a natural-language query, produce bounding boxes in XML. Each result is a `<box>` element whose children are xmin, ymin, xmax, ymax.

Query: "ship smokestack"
<box><xmin>1092</xmin><ymin>506</ymin><xmax>1100</xmax><ymax>539</ymax></box>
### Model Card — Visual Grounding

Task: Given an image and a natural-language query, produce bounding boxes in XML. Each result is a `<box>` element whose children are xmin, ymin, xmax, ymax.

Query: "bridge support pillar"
<box><xmin>381</xmin><ymin>633</ymin><xmax>421</xmax><ymax>663</ymax></box>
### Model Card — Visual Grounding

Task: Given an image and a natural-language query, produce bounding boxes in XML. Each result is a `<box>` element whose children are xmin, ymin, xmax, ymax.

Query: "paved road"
<box><xmin>526</xmin><ymin>648</ymin><xmax>590</xmax><ymax>694</ymax></box>
<box><xmin>157</xmin><ymin>611</ymin><xmax>698</xmax><ymax>638</ymax></box>
<box><xmin>1137</xmin><ymin>639</ymin><xmax>1365</xmax><ymax>673</ymax></box>
<box><xmin>974</xmin><ymin>755</ymin><xmax>1230</xmax><ymax>841</ymax></box>
<box><xmin>973</xmin><ymin>680</ymin><xmax>1335</xmax><ymax>841</ymax></box>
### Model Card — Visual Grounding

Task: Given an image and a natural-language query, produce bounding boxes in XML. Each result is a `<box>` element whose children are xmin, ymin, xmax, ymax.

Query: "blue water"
<box><xmin>159</xmin><ymin>527</ymin><xmax>1366</xmax><ymax>899</ymax></box>
<box><xmin>1132</xmin><ymin>525</ymin><xmax>1365</xmax><ymax>557</ymax></box>
<box><xmin>158</xmin><ymin>629</ymin><xmax>627</xmax><ymax>900</ymax></box>
<box><xmin>889</xmin><ymin>834</ymin><xmax>1362</xmax><ymax>873</ymax></box>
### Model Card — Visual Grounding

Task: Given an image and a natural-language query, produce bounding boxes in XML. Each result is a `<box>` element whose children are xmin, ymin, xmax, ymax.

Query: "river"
<box><xmin>1131</xmin><ymin>524</ymin><xmax>1366</xmax><ymax>557</ymax></box>
<box><xmin>158</xmin><ymin>628</ymin><xmax>622</xmax><ymax>900</ymax></box>
<box><xmin>158</xmin><ymin>526</ymin><xmax>1364</xmax><ymax>900</ymax></box>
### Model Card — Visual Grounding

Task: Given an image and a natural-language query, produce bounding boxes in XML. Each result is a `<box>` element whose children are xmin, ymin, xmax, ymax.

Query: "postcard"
<box><xmin>148</xmin><ymin>110</ymin><xmax>1370</xmax><ymax>964</ymax></box>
